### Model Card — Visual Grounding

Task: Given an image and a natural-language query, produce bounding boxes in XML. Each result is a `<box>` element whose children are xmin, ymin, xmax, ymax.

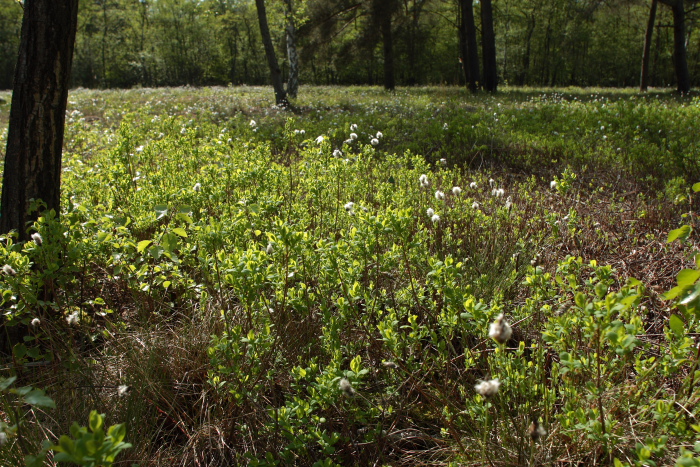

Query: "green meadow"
<box><xmin>1</xmin><ymin>86</ymin><xmax>699</xmax><ymax>466</ymax></box>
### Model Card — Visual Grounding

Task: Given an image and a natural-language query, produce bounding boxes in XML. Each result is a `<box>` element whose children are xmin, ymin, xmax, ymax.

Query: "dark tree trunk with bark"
<box><xmin>1</xmin><ymin>0</ymin><xmax>79</xmax><ymax>240</ymax></box>
<box><xmin>480</xmin><ymin>0</ymin><xmax>497</xmax><ymax>92</ymax></box>
<box><xmin>284</xmin><ymin>0</ymin><xmax>299</xmax><ymax>99</ymax></box>
<box><xmin>670</xmin><ymin>0</ymin><xmax>690</xmax><ymax>94</ymax></box>
<box><xmin>254</xmin><ymin>0</ymin><xmax>287</xmax><ymax>106</ymax></box>
<box><xmin>373</xmin><ymin>0</ymin><xmax>396</xmax><ymax>90</ymax></box>
<box><xmin>459</xmin><ymin>0</ymin><xmax>480</xmax><ymax>93</ymax></box>
<box><xmin>640</xmin><ymin>0</ymin><xmax>658</xmax><ymax>91</ymax></box>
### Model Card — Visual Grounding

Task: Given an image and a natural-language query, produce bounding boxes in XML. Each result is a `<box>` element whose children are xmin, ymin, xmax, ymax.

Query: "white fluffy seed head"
<box><xmin>333</xmin><ymin>149</ymin><xmax>342</xmax><ymax>157</ymax></box>
<box><xmin>350</xmin><ymin>123</ymin><xmax>358</xmax><ymax>131</ymax></box>
<box><xmin>31</xmin><ymin>232</ymin><xmax>43</xmax><ymax>245</ymax></box>
<box><xmin>350</xmin><ymin>132</ymin><xmax>358</xmax><ymax>140</ymax></box>
<box><xmin>339</xmin><ymin>378</ymin><xmax>355</xmax><ymax>396</ymax></box>
<box><xmin>426</xmin><ymin>208</ymin><xmax>435</xmax><ymax>217</ymax></box>
<box><xmin>118</xmin><ymin>385</ymin><xmax>130</xmax><ymax>396</ymax></box>
<box><xmin>431</xmin><ymin>214</ymin><xmax>440</xmax><ymax>223</ymax></box>
<box><xmin>472</xmin><ymin>201</ymin><xmax>480</xmax><ymax>209</ymax></box>
<box><xmin>474</xmin><ymin>378</ymin><xmax>500</xmax><ymax>398</ymax></box>
<box><xmin>249</xmin><ymin>120</ymin><xmax>256</xmax><ymax>128</ymax></box>
<box><xmin>3</xmin><ymin>264</ymin><xmax>17</xmax><ymax>276</ymax></box>
<box><xmin>371</xmin><ymin>138</ymin><xmax>379</xmax><ymax>146</ymax></box>
<box><xmin>344</xmin><ymin>202</ymin><xmax>355</xmax><ymax>212</ymax></box>
<box><xmin>193</xmin><ymin>182</ymin><xmax>202</xmax><ymax>192</ymax></box>
<box><xmin>470</xmin><ymin>181</ymin><xmax>478</xmax><ymax>190</ymax></box>
<box><xmin>31</xmin><ymin>318</ymin><xmax>41</xmax><ymax>327</ymax></box>
<box><xmin>550</xmin><ymin>180</ymin><xmax>558</xmax><ymax>189</ymax></box>
<box><xmin>489</xmin><ymin>313</ymin><xmax>512</xmax><ymax>344</ymax></box>
<box><xmin>376</xmin><ymin>131</ymin><xmax>383</xmax><ymax>139</ymax></box>
<box><xmin>435</xmin><ymin>190</ymin><xmax>445</xmax><ymax>200</ymax></box>
<box><xmin>66</xmin><ymin>310</ymin><xmax>80</xmax><ymax>326</ymax></box>
<box><xmin>266</xmin><ymin>243</ymin><xmax>274</xmax><ymax>254</ymax></box>
<box><xmin>452</xmin><ymin>186</ymin><xmax>462</xmax><ymax>195</ymax></box>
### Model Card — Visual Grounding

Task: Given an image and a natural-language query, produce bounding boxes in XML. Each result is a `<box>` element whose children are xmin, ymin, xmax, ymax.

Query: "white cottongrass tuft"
<box><xmin>472</xmin><ymin>201</ymin><xmax>480</xmax><ymax>209</ymax></box>
<box><xmin>435</xmin><ymin>190</ymin><xmax>445</xmax><ymax>200</ymax></box>
<box><xmin>344</xmin><ymin>202</ymin><xmax>355</xmax><ymax>214</ymax></box>
<box><xmin>266</xmin><ymin>243</ymin><xmax>274</xmax><ymax>254</ymax></box>
<box><xmin>452</xmin><ymin>186</ymin><xmax>462</xmax><ymax>195</ymax></box>
<box><xmin>371</xmin><ymin>138</ymin><xmax>379</xmax><ymax>146</ymax></box>
<box><xmin>193</xmin><ymin>182</ymin><xmax>202</xmax><ymax>192</ymax></box>
<box><xmin>294</xmin><ymin>129</ymin><xmax>305</xmax><ymax>135</ymax></box>
<box><xmin>333</xmin><ymin>149</ymin><xmax>343</xmax><ymax>157</ymax></box>
<box><xmin>439</xmin><ymin>158</ymin><xmax>447</xmax><ymax>165</ymax></box>
<box><xmin>489</xmin><ymin>313</ymin><xmax>512</xmax><ymax>344</ymax></box>
<box><xmin>489</xmin><ymin>178</ymin><xmax>495</xmax><ymax>187</ymax></box>
<box><xmin>31</xmin><ymin>232</ymin><xmax>43</xmax><ymax>245</ymax></box>
<box><xmin>431</xmin><ymin>214</ymin><xmax>440</xmax><ymax>223</ymax></box>
<box><xmin>2</xmin><ymin>264</ymin><xmax>16</xmax><ymax>276</ymax></box>
<box><xmin>474</xmin><ymin>378</ymin><xmax>500</xmax><ymax>398</ymax></box>
<box><xmin>31</xmin><ymin>318</ymin><xmax>41</xmax><ymax>327</ymax></box>
<box><xmin>426</xmin><ymin>208</ymin><xmax>435</xmax><ymax>217</ymax></box>
<box><xmin>339</xmin><ymin>378</ymin><xmax>355</xmax><ymax>396</ymax></box>
<box><xmin>117</xmin><ymin>385</ymin><xmax>130</xmax><ymax>396</ymax></box>
<box><xmin>443</xmin><ymin>123</ymin><xmax>449</xmax><ymax>130</ymax></box>
<box><xmin>469</xmin><ymin>181</ymin><xmax>478</xmax><ymax>190</ymax></box>
<box><xmin>66</xmin><ymin>310</ymin><xmax>80</xmax><ymax>326</ymax></box>
<box><xmin>0</xmin><ymin>431</ymin><xmax>7</xmax><ymax>447</ymax></box>
<box><xmin>505</xmin><ymin>196</ymin><xmax>513</xmax><ymax>210</ymax></box>
<box><xmin>492</xmin><ymin>188</ymin><xmax>505</xmax><ymax>197</ymax></box>
<box><xmin>529</xmin><ymin>420</ymin><xmax>547</xmax><ymax>441</ymax></box>
<box><xmin>350</xmin><ymin>132</ymin><xmax>358</xmax><ymax>140</ymax></box>
<box><xmin>350</xmin><ymin>123</ymin><xmax>358</xmax><ymax>131</ymax></box>
<box><xmin>550</xmin><ymin>180</ymin><xmax>558</xmax><ymax>189</ymax></box>
<box><xmin>249</xmin><ymin>120</ymin><xmax>256</xmax><ymax>128</ymax></box>
<box><xmin>419</xmin><ymin>174</ymin><xmax>430</xmax><ymax>188</ymax></box>
<box><xmin>376</xmin><ymin>131</ymin><xmax>383</xmax><ymax>139</ymax></box>
<box><xmin>315</xmin><ymin>135</ymin><xmax>325</xmax><ymax>144</ymax></box>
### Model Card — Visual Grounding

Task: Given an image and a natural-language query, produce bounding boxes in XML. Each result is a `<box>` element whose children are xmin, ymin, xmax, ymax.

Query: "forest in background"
<box><xmin>0</xmin><ymin>0</ymin><xmax>699</xmax><ymax>91</ymax></box>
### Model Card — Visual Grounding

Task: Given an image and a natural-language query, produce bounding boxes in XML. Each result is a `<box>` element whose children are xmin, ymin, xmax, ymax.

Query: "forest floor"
<box><xmin>0</xmin><ymin>86</ymin><xmax>699</xmax><ymax>466</ymax></box>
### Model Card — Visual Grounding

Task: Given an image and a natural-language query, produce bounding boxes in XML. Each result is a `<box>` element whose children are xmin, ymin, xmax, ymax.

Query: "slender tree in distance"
<box><xmin>254</xmin><ymin>0</ymin><xmax>288</xmax><ymax>106</ymax></box>
<box><xmin>658</xmin><ymin>0</ymin><xmax>690</xmax><ymax>94</ymax></box>
<box><xmin>1</xmin><ymin>0</ymin><xmax>80</xmax><ymax>240</ymax></box>
<box><xmin>284</xmin><ymin>0</ymin><xmax>300</xmax><ymax>98</ymax></box>
<box><xmin>640</xmin><ymin>0</ymin><xmax>658</xmax><ymax>91</ymax></box>
<box><xmin>480</xmin><ymin>0</ymin><xmax>497</xmax><ymax>92</ymax></box>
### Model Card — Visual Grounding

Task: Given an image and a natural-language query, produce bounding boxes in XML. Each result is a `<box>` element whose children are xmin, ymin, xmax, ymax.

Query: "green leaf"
<box><xmin>154</xmin><ymin>204</ymin><xmax>168</xmax><ymax>220</ymax></box>
<box><xmin>664</xmin><ymin>286</ymin><xmax>684</xmax><ymax>301</ymax></box>
<box><xmin>692</xmin><ymin>182</ymin><xmax>700</xmax><ymax>192</ymax></box>
<box><xmin>669</xmin><ymin>314</ymin><xmax>685</xmax><ymax>337</ymax></box>
<box><xmin>678</xmin><ymin>269</ymin><xmax>700</xmax><ymax>287</ymax></box>
<box><xmin>89</xmin><ymin>411</ymin><xmax>104</xmax><ymax>433</ymax></box>
<box><xmin>679</xmin><ymin>284</ymin><xmax>700</xmax><ymax>307</ymax></box>
<box><xmin>56</xmin><ymin>434</ymin><xmax>76</xmax><ymax>454</ymax></box>
<box><xmin>0</xmin><ymin>376</ymin><xmax>17</xmax><ymax>391</ymax></box>
<box><xmin>668</xmin><ymin>225</ymin><xmax>692</xmax><ymax>243</ymax></box>
<box><xmin>23</xmin><ymin>389</ymin><xmax>56</xmax><ymax>408</ymax></box>
<box><xmin>172</xmin><ymin>227</ymin><xmax>187</xmax><ymax>238</ymax></box>
<box><xmin>137</xmin><ymin>240</ymin><xmax>152</xmax><ymax>253</ymax></box>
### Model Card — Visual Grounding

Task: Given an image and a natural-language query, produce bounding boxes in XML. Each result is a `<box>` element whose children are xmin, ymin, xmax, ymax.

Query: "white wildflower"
<box><xmin>193</xmin><ymin>183</ymin><xmax>202</xmax><ymax>192</ymax></box>
<box><xmin>489</xmin><ymin>178</ymin><xmax>495</xmax><ymax>187</ymax></box>
<box><xmin>529</xmin><ymin>420</ymin><xmax>547</xmax><ymax>441</ymax></box>
<box><xmin>489</xmin><ymin>313</ymin><xmax>512</xmax><ymax>344</ymax></box>
<box><xmin>371</xmin><ymin>138</ymin><xmax>379</xmax><ymax>146</ymax></box>
<box><xmin>492</xmin><ymin>188</ymin><xmax>505</xmax><ymax>197</ymax></box>
<box><xmin>431</xmin><ymin>214</ymin><xmax>440</xmax><ymax>223</ymax></box>
<box><xmin>31</xmin><ymin>232</ymin><xmax>43</xmax><ymax>245</ymax></box>
<box><xmin>31</xmin><ymin>318</ymin><xmax>40</xmax><ymax>327</ymax></box>
<box><xmin>426</xmin><ymin>208</ymin><xmax>435</xmax><ymax>217</ymax></box>
<box><xmin>439</xmin><ymin>158</ymin><xmax>447</xmax><ymax>165</ymax></box>
<box><xmin>2</xmin><ymin>264</ymin><xmax>16</xmax><ymax>276</ymax></box>
<box><xmin>435</xmin><ymin>190</ymin><xmax>445</xmax><ymax>200</ymax></box>
<box><xmin>452</xmin><ymin>186</ymin><xmax>462</xmax><ymax>195</ymax></box>
<box><xmin>315</xmin><ymin>135</ymin><xmax>325</xmax><ymax>144</ymax></box>
<box><xmin>0</xmin><ymin>431</ymin><xmax>7</xmax><ymax>447</ymax></box>
<box><xmin>505</xmin><ymin>196</ymin><xmax>513</xmax><ymax>210</ymax></box>
<box><xmin>350</xmin><ymin>123</ymin><xmax>358</xmax><ymax>131</ymax></box>
<box><xmin>472</xmin><ymin>201</ymin><xmax>480</xmax><ymax>209</ymax></box>
<box><xmin>469</xmin><ymin>181</ymin><xmax>478</xmax><ymax>190</ymax></box>
<box><xmin>350</xmin><ymin>133</ymin><xmax>358</xmax><ymax>140</ymax></box>
<box><xmin>344</xmin><ymin>202</ymin><xmax>355</xmax><ymax>213</ymax></box>
<box><xmin>339</xmin><ymin>378</ymin><xmax>355</xmax><ymax>397</ymax></box>
<box><xmin>266</xmin><ymin>243</ymin><xmax>274</xmax><ymax>254</ymax></box>
<box><xmin>419</xmin><ymin>174</ymin><xmax>430</xmax><ymax>188</ymax></box>
<box><xmin>474</xmin><ymin>378</ymin><xmax>500</xmax><ymax>398</ymax></box>
<box><xmin>376</xmin><ymin>131</ymin><xmax>383</xmax><ymax>139</ymax></box>
<box><xmin>550</xmin><ymin>180</ymin><xmax>558</xmax><ymax>189</ymax></box>
<box><xmin>135</xmin><ymin>145</ymin><xmax>144</xmax><ymax>153</ymax></box>
<box><xmin>117</xmin><ymin>385</ymin><xmax>130</xmax><ymax>397</ymax></box>
<box><xmin>249</xmin><ymin>120</ymin><xmax>256</xmax><ymax>128</ymax></box>
<box><xmin>333</xmin><ymin>149</ymin><xmax>343</xmax><ymax>158</ymax></box>
<box><xmin>443</xmin><ymin>123</ymin><xmax>449</xmax><ymax>130</ymax></box>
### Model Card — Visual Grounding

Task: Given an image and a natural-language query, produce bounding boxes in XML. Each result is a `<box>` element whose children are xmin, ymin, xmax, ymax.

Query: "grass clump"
<box><xmin>0</xmin><ymin>86</ymin><xmax>699</xmax><ymax>466</ymax></box>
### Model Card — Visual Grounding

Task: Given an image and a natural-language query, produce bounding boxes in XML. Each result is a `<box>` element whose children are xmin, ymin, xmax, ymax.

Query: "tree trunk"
<box><xmin>254</xmin><ymin>0</ymin><xmax>287</xmax><ymax>106</ymax></box>
<box><xmin>459</xmin><ymin>0</ymin><xmax>480</xmax><ymax>93</ymax></box>
<box><xmin>670</xmin><ymin>0</ymin><xmax>690</xmax><ymax>94</ymax></box>
<box><xmin>640</xmin><ymin>0</ymin><xmax>658</xmax><ymax>91</ymax></box>
<box><xmin>480</xmin><ymin>0</ymin><xmax>497</xmax><ymax>92</ymax></box>
<box><xmin>374</xmin><ymin>0</ymin><xmax>396</xmax><ymax>90</ymax></box>
<box><xmin>284</xmin><ymin>0</ymin><xmax>299</xmax><ymax>98</ymax></box>
<box><xmin>1</xmin><ymin>0</ymin><xmax>79</xmax><ymax>240</ymax></box>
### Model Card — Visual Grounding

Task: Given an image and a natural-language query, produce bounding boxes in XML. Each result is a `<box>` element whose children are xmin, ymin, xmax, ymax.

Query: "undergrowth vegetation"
<box><xmin>0</xmin><ymin>86</ymin><xmax>699</xmax><ymax>466</ymax></box>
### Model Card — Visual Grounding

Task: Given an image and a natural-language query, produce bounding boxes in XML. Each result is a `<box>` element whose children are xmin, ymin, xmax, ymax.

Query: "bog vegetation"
<box><xmin>1</xmin><ymin>85</ymin><xmax>700</xmax><ymax>466</ymax></box>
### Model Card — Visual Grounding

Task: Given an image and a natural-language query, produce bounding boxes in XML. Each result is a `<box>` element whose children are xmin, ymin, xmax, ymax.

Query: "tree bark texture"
<box><xmin>254</xmin><ymin>0</ymin><xmax>287</xmax><ymax>106</ymax></box>
<box><xmin>670</xmin><ymin>0</ymin><xmax>690</xmax><ymax>94</ymax></box>
<box><xmin>640</xmin><ymin>0</ymin><xmax>658</xmax><ymax>91</ymax></box>
<box><xmin>1</xmin><ymin>0</ymin><xmax>79</xmax><ymax>240</ymax></box>
<box><xmin>480</xmin><ymin>0</ymin><xmax>498</xmax><ymax>92</ymax></box>
<box><xmin>373</xmin><ymin>0</ymin><xmax>396</xmax><ymax>90</ymax></box>
<box><xmin>459</xmin><ymin>0</ymin><xmax>480</xmax><ymax>93</ymax></box>
<box><xmin>284</xmin><ymin>0</ymin><xmax>300</xmax><ymax>98</ymax></box>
